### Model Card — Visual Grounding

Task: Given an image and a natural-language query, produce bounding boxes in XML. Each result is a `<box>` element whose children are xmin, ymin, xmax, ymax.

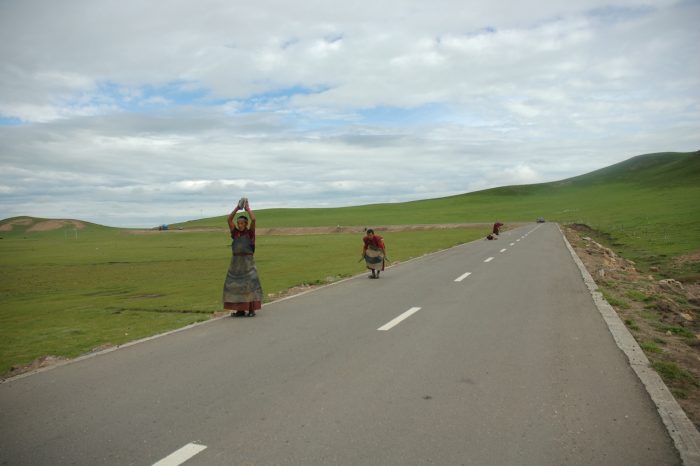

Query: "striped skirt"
<box><xmin>364</xmin><ymin>246</ymin><xmax>385</xmax><ymax>271</ymax></box>
<box><xmin>223</xmin><ymin>255</ymin><xmax>263</xmax><ymax>311</ymax></box>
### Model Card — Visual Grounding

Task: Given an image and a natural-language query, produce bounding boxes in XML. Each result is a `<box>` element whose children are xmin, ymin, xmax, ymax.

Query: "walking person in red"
<box><xmin>223</xmin><ymin>198</ymin><xmax>263</xmax><ymax>317</ymax></box>
<box><xmin>493</xmin><ymin>221</ymin><xmax>504</xmax><ymax>235</ymax></box>
<box><xmin>362</xmin><ymin>228</ymin><xmax>386</xmax><ymax>279</ymax></box>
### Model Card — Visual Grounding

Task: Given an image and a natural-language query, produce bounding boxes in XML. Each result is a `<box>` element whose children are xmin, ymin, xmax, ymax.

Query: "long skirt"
<box><xmin>223</xmin><ymin>255</ymin><xmax>263</xmax><ymax>311</ymax></box>
<box><xmin>364</xmin><ymin>247</ymin><xmax>385</xmax><ymax>271</ymax></box>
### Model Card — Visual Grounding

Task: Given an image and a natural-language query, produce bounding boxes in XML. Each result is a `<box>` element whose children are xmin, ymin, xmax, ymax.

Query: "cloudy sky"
<box><xmin>1</xmin><ymin>0</ymin><xmax>698</xmax><ymax>227</ymax></box>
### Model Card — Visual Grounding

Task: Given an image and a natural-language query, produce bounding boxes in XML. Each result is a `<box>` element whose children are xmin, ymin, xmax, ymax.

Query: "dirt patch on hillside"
<box><xmin>564</xmin><ymin>224</ymin><xmax>700</xmax><ymax>429</ymax></box>
<box><xmin>673</xmin><ymin>250</ymin><xmax>700</xmax><ymax>267</ymax></box>
<box><xmin>127</xmin><ymin>223</ymin><xmax>501</xmax><ymax>236</ymax></box>
<box><xmin>27</xmin><ymin>220</ymin><xmax>86</xmax><ymax>232</ymax></box>
<box><xmin>0</xmin><ymin>218</ymin><xmax>35</xmax><ymax>231</ymax></box>
<box><xmin>256</xmin><ymin>223</ymin><xmax>497</xmax><ymax>236</ymax></box>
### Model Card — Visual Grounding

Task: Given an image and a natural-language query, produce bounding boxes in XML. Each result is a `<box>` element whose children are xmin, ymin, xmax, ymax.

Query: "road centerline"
<box><xmin>484</xmin><ymin>257</ymin><xmax>494</xmax><ymax>263</ymax></box>
<box><xmin>500</xmin><ymin>248</ymin><xmax>507</xmax><ymax>253</ymax></box>
<box><xmin>378</xmin><ymin>307</ymin><xmax>422</xmax><ymax>331</ymax></box>
<box><xmin>152</xmin><ymin>443</ymin><xmax>207</xmax><ymax>466</ymax></box>
<box><xmin>454</xmin><ymin>272</ymin><xmax>472</xmax><ymax>282</ymax></box>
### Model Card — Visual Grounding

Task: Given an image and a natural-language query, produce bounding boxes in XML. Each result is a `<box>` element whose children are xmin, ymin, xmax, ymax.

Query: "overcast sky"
<box><xmin>1</xmin><ymin>0</ymin><xmax>698</xmax><ymax>227</ymax></box>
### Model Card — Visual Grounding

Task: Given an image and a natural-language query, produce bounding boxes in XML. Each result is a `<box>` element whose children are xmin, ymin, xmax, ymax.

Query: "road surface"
<box><xmin>0</xmin><ymin>223</ymin><xmax>680</xmax><ymax>465</ymax></box>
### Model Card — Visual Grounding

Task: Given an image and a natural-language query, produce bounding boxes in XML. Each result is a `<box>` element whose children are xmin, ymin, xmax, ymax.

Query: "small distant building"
<box><xmin>158</xmin><ymin>224</ymin><xmax>169</xmax><ymax>231</ymax></box>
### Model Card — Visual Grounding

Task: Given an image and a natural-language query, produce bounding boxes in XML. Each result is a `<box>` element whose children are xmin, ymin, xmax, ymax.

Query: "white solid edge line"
<box><xmin>484</xmin><ymin>257</ymin><xmax>494</xmax><ymax>262</ymax></box>
<box><xmin>454</xmin><ymin>272</ymin><xmax>472</xmax><ymax>282</ymax></box>
<box><xmin>152</xmin><ymin>443</ymin><xmax>207</xmax><ymax>466</ymax></box>
<box><xmin>558</xmin><ymin>224</ymin><xmax>700</xmax><ymax>465</ymax></box>
<box><xmin>500</xmin><ymin>248</ymin><xmax>507</xmax><ymax>253</ymax></box>
<box><xmin>378</xmin><ymin>307</ymin><xmax>421</xmax><ymax>331</ymax></box>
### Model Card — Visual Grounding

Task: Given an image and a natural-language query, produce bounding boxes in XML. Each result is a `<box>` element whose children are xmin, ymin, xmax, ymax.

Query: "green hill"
<box><xmin>4</xmin><ymin>151</ymin><xmax>699</xmax><ymax>272</ymax></box>
<box><xmin>174</xmin><ymin>151</ymin><xmax>700</xmax><ymax>271</ymax></box>
<box><xmin>566</xmin><ymin>151</ymin><xmax>700</xmax><ymax>187</ymax></box>
<box><xmin>176</xmin><ymin>151</ymin><xmax>699</xmax><ymax>228</ymax></box>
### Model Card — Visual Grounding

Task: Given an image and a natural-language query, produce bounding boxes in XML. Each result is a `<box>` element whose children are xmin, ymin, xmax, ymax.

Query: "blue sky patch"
<box><xmin>89</xmin><ymin>80</ymin><xmax>213</xmax><ymax>112</ymax></box>
<box><xmin>357</xmin><ymin>103</ymin><xmax>452</xmax><ymax>126</ymax></box>
<box><xmin>232</xmin><ymin>85</ymin><xmax>332</xmax><ymax>113</ymax></box>
<box><xmin>585</xmin><ymin>4</ymin><xmax>653</xmax><ymax>23</ymax></box>
<box><xmin>0</xmin><ymin>116</ymin><xmax>24</xmax><ymax>126</ymax></box>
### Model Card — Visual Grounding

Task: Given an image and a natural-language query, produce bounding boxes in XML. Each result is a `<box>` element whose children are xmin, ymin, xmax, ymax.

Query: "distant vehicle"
<box><xmin>158</xmin><ymin>224</ymin><xmax>169</xmax><ymax>231</ymax></box>
<box><xmin>536</xmin><ymin>217</ymin><xmax>545</xmax><ymax>223</ymax></box>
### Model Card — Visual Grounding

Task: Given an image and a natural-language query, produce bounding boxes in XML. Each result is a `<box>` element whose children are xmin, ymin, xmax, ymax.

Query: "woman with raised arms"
<box><xmin>223</xmin><ymin>198</ymin><xmax>264</xmax><ymax>317</ymax></box>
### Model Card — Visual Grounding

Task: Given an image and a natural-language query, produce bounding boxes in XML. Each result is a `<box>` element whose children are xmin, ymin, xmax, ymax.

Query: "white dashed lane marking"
<box><xmin>152</xmin><ymin>443</ymin><xmax>207</xmax><ymax>466</ymax></box>
<box><xmin>454</xmin><ymin>272</ymin><xmax>472</xmax><ymax>282</ymax></box>
<box><xmin>378</xmin><ymin>307</ymin><xmax>422</xmax><ymax>331</ymax></box>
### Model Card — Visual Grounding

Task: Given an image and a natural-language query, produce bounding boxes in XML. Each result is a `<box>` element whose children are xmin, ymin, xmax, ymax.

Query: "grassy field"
<box><xmin>1</xmin><ymin>150</ymin><xmax>698</xmax><ymax>376</ymax></box>
<box><xmin>0</xmin><ymin>223</ymin><xmax>485</xmax><ymax>375</ymax></box>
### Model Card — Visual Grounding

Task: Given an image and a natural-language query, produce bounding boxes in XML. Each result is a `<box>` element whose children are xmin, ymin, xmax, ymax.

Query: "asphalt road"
<box><xmin>0</xmin><ymin>223</ymin><xmax>681</xmax><ymax>465</ymax></box>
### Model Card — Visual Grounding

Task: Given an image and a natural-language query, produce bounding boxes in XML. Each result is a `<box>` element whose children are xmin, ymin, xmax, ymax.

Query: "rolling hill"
<box><xmin>3</xmin><ymin>150</ymin><xmax>699</xmax><ymax>271</ymax></box>
<box><xmin>171</xmin><ymin>151</ymin><xmax>700</xmax><ymax>268</ymax></box>
<box><xmin>0</xmin><ymin>216</ymin><xmax>116</xmax><ymax>239</ymax></box>
<box><xmin>174</xmin><ymin>150</ymin><xmax>699</xmax><ymax>228</ymax></box>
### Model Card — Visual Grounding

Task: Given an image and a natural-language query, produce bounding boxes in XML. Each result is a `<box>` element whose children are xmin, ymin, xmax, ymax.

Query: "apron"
<box><xmin>223</xmin><ymin>230</ymin><xmax>263</xmax><ymax>311</ymax></box>
<box><xmin>364</xmin><ymin>245</ymin><xmax>385</xmax><ymax>271</ymax></box>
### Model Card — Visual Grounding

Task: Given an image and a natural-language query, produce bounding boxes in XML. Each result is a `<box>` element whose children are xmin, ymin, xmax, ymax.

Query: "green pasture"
<box><xmin>0</xmin><ymin>225</ymin><xmax>485</xmax><ymax>375</ymax></box>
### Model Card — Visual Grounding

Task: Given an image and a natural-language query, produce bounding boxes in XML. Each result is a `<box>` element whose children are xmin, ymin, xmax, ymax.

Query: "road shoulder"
<box><xmin>559</xmin><ymin>224</ymin><xmax>700</xmax><ymax>465</ymax></box>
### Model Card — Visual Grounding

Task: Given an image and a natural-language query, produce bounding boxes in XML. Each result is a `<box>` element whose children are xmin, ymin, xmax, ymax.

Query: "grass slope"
<box><xmin>176</xmin><ymin>151</ymin><xmax>700</xmax><ymax>273</ymax></box>
<box><xmin>176</xmin><ymin>151</ymin><xmax>699</xmax><ymax>227</ymax></box>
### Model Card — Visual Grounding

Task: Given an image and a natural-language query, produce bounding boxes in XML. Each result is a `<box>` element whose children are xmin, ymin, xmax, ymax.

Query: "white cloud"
<box><xmin>0</xmin><ymin>0</ymin><xmax>698</xmax><ymax>226</ymax></box>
